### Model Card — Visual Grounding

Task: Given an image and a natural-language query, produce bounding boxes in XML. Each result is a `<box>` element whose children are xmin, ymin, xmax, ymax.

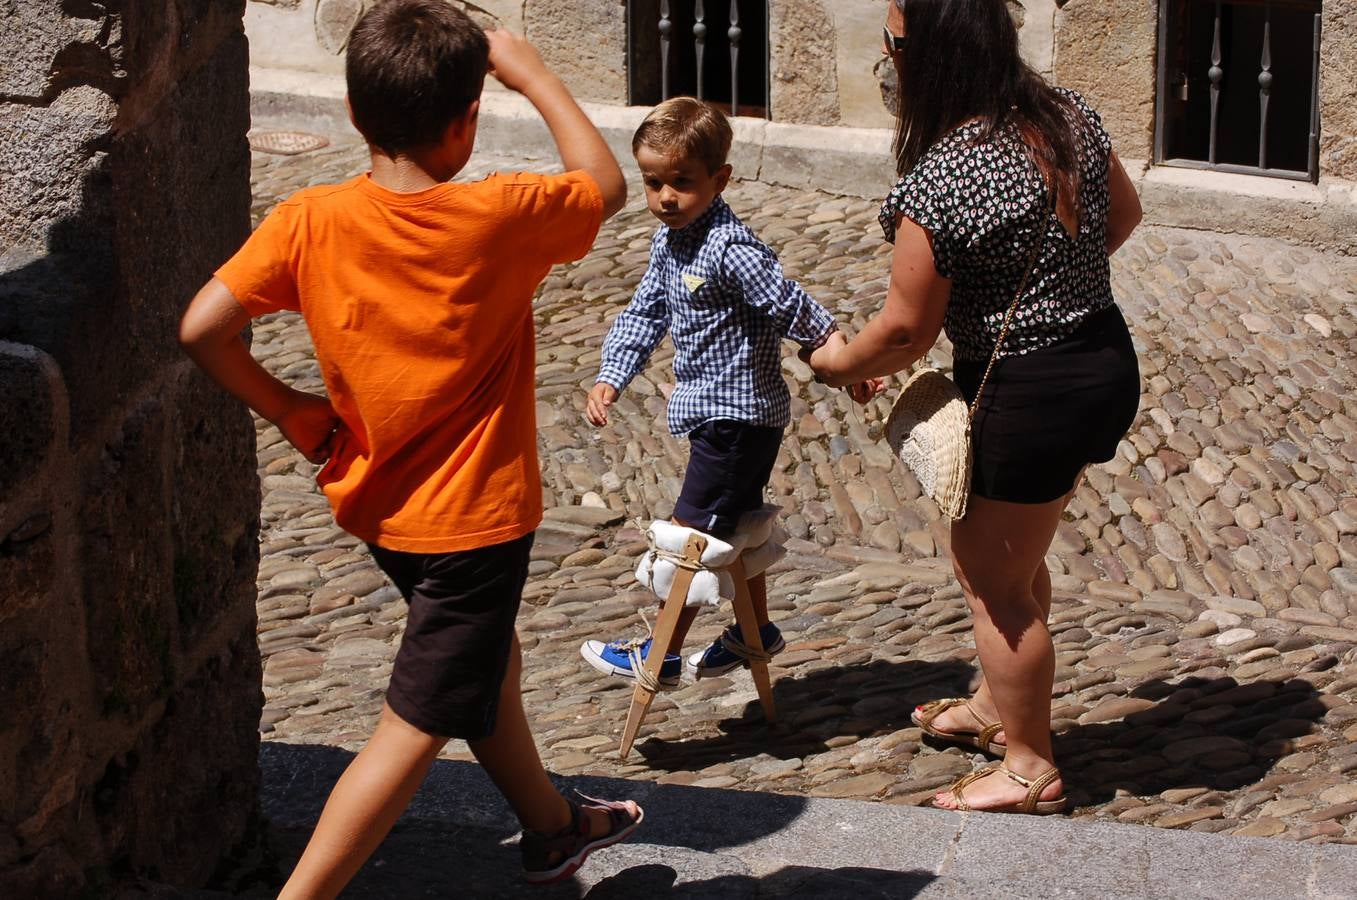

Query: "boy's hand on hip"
<box><xmin>586</xmin><ymin>383</ymin><xmax>618</xmax><ymax>427</ymax></box>
<box><xmin>485</xmin><ymin>28</ymin><xmax>552</xmax><ymax>94</ymax></box>
<box><xmin>275</xmin><ymin>389</ymin><xmax>342</xmax><ymax>464</ymax></box>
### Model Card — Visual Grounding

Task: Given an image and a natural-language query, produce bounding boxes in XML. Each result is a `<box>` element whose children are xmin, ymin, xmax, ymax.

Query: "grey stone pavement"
<box><xmin>226</xmin><ymin>120</ymin><xmax>1357</xmax><ymax>895</ymax></box>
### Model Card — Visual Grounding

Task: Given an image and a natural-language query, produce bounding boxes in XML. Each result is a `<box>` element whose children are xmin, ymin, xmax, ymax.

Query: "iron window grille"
<box><xmin>1155</xmin><ymin>0</ymin><xmax>1322</xmax><ymax>183</ymax></box>
<box><xmin>627</xmin><ymin>0</ymin><xmax>772</xmax><ymax>119</ymax></box>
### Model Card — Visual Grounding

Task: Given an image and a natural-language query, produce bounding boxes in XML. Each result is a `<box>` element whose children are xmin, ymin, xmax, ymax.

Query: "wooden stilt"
<box><xmin>618</xmin><ymin>533</ymin><xmax>707</xmax><ymax>758</ymax></box>
<box><xmin>728</xmin><ymin>557</ymin><xmax>776</xmax><ymax>722</ymax></box>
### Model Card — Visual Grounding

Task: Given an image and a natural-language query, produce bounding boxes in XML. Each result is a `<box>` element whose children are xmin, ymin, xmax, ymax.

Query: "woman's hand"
<box><xmin>810</xmin><ymin>218</ymin><xmax>951</xmax><ymax>386</ymax></box>
<box><xmin>847</xmin><ymin>378</ymin><xmax>885</xmax><ymax>404</ymax></box>
<box><xmin>802</xmin><ymin>330</ymin><xmax>850</xmax><ymax>387</ymax></box>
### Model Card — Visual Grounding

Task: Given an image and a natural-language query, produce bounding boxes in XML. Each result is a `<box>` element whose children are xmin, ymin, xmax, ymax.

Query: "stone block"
<box><xmin>79</xmin><ymin>396</ymin><xmax>179</xmax><ymax>719</ymax></box>
<box><xmin>314</xmin><ymin>0</ymin><xmax>367</xmax><ymax>53</ymax></box>
<box><xmin>1</xmin><ymin>0</ymin><xmax>258</xmax><ymax>894</ymax></box>
<box><xmin>0</xmin><ymin>3</ymin><xmax>110</xmax><ymax>100</ymax></box>
<box><xmin>1320</xmin><ymin>0</ymin><xmax>1357</xmax><ymax>181</ymax></box>
<box><xmin>525</xmin><ymin>0</ymin><xmax>627</xmax><ymax>105</ymax></box>
<box><xmin>1053</xmin><ymin>0</ymin><xmax>1158</xmax><ymax>160</ymax></box>
<box><xmin>770</xmin><ymin>0</ymin><xmax>840</xmax><ymax>127</ymax></box>
<box><xmin>170</xmin><ymin>370</ymin><xmax>260</xmax><ymax>644</ymax></box>
<box><xmin>830</xmin><ymin>0</ymin><xmax>896</xmax><ymax>130</ymax></box>
<box><xmin>0</xmin><ymin>343</ymin><xmax>63</xmax><ymax>504</ymax></box>
<box><xmin>88</xmin><ymin>632</ymin><xmax>261</xmax><ymax>887</ymax></box>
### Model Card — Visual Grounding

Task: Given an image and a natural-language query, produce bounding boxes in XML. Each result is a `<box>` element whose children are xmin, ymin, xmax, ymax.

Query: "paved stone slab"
<box><xmin>198</xmin><ymin>742</ymin><xmax>1354</xmax><ymax>898</ymax></box>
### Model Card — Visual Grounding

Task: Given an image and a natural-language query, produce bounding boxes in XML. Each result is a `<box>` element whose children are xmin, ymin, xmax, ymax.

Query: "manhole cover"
<box><xmin>249</xmin><ymin>131</ymin><xmax>331</xmax><ymax>155</ymax></box>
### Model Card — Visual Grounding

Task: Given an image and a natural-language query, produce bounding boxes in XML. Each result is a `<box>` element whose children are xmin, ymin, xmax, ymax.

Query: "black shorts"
<box><xmin>366</xmin><ymin>532</ymin><xmax>532</xmax><ymax>740</ymax></box>
<box><xmin>673</xmin><ymin>419</ymin><xmax>783</xmax><ymax>538</ymax></box>
<box><xmin>954</xmin><ymin>305</ymin><xmax>1141</xmax><ymax>504</ymax></box>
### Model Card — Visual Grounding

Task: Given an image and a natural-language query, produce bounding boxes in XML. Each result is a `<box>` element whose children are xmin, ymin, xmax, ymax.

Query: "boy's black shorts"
<box><xmin>673</xmin><ymin>419</ymin><xmax>784</xmax><ymax>538</ymax></box>
<box><xmin>367</xmin><ymin>532</ymin><xmax>533</xmax><ymax>740</ymax></box>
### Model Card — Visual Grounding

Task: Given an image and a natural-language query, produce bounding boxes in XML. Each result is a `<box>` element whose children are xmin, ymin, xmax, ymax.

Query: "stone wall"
<box><xmin>0</xmin><ymin>1</ymin><xmax>260</xmax><ymax>894</ymax></box>
<box><xmin>1053</xmin><ymin>0</ymin><xmax>1160</xmax><ymax>162</ymax></box>
<box><xmin>246</xmin><ymin>0</ymin><xmax>629</xmax><ymax>103</ymax></box>
<box><xmin>1321</xmin><ymin>3</ymin><xmax>1357</xmax><ymax>182</ymax></box>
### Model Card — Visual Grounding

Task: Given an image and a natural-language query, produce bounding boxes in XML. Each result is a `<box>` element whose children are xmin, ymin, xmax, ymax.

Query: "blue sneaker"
<box><xmin>580</xmin><ymin>636</ymin><xmax>682</xmax><ymax>688</ymax></box>
<box><xmin>686</xmin><ymin>622</ymin><xmax>786</xmax><ymax>679</ymax></box>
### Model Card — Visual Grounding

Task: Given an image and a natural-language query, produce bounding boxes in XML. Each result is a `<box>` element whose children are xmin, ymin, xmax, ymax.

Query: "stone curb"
<box><xmin>249</xmin><ymin>66</ymin><xmax>1357</xmax><ymax>255</ymax></box>
<box><xmin>252</xmin><ymin>741</ymin><xmax>1357</xmax><ymax>899</ymax></box>
<box><xmin>248</xmin><ymin>67</ymin><xmax>895</xmax><ymax>201</ymax></box>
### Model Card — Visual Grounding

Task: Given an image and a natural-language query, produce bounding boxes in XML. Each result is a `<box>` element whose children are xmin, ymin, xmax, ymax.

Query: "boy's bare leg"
<box><xmin>470</xmin><ymin>634</ymin><xmax>625</xmax><ymax>837</ymax></box>
<box><xmin>281</xmin><ymin>635</ymin><xmax>627</xmax><ymax>898</ymax></box>
<box><xmin>663</xmin><ymin>606</ymin><xmax>700</xmax><ymax>655</ymax></box>
<box><xmin>749</xmin><ymin>572</ymin><xmax>770</xmax><ymax>627</ymax></box>
<box><xmin>278</xmin><ymin>704</ymin><xmax>447</xmax><ymax>900</ymax></box>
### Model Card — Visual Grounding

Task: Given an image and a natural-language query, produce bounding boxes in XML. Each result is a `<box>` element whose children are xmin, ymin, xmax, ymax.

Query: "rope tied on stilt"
<box><xmin>619</xmin><ymin>608</ymin><xmax>663</xmax><ymax>695</ymax></box>
<box><xmin>718</xmin><ymin>628</ymin><xmax>772</xmax><ymax>664</ymax></box>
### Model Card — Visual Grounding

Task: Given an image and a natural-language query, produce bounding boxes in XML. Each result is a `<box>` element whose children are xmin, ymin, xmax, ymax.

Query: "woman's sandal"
<box><xmin>520</xmin><ymin>792</ymin><xmax>645</xmax><ymax>885</ymax></box>
<box><xmin>911</xmin><ymin>698</ymin><xmax>1006</xmax><ymax>756</ymax></box>
<box><xmin>937</xmin><ymin>764</ymin><xmax>1068</xmax><ymax>815</ymax></box>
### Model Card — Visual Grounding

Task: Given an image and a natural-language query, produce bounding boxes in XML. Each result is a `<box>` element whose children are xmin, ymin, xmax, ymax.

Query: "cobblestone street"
<box><xmin>246</xmin><ymin>132</ymin><xmax>1357</xmax><ymax>845</ymax></box>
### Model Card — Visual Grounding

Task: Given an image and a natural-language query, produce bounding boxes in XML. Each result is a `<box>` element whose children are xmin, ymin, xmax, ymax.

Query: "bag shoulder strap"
<box><xmin>967</xmin><ymin>198</ymin><xmax>1054</xmax><ymax>421</ymax></box>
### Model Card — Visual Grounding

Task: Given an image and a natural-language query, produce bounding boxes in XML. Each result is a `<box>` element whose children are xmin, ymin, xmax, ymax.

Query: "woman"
<box><xmin>807</xmin><ymin>0</ymin><xmax>1143</xmax><ymax>814</ymax></box>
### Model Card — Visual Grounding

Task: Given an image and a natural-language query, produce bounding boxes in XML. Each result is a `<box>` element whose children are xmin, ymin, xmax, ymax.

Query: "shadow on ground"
<box><xmin>635</xmin><ymin>657</ymin><xmax>977</xmax><ymax>768</ymax></box>
<box><xmin>215</xmin><ymin>742</ymin><xmax>940</xmax><ymax>898</ymax></box>
<box><xmin>1057</xmin><ymin>674</ymin><xmax>1326</xmax><ymax>808</ymax></box>
<box><xmin>633</xmin><ymin>657</ymin><xmax>1327</xmax><ymax>811</ymax></box>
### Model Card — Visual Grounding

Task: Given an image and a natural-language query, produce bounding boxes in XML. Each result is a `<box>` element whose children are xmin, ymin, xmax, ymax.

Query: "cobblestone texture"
<box><xmin>245</xmin><ymin>133</ymin><xmax>1357</xmax><ymax>845</ymax></box>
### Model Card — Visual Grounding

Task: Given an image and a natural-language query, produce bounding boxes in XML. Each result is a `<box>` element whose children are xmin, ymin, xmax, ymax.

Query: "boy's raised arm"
<box><xmin>179</xmin><ymin>278</ymin><xmax>340</xmax><ymax>462</ymax></box>
<box><xmin>485</xmin><ymin>29</ymin><xmax>627</xmax><ymax>219</ymax></box>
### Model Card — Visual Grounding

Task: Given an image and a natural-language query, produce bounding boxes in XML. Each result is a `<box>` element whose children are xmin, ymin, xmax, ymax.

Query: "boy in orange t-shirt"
<box><xmin>180</xmin><ymin>2</ymin><xmax>640</xmax><ymax>892</ymax></box>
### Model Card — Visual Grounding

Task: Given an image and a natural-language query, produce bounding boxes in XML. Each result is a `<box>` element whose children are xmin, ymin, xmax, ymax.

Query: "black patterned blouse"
<box><xmin>879</xmin><ymin>88</ymin><xmax>1115</xmax><ymax>363</ymax></box>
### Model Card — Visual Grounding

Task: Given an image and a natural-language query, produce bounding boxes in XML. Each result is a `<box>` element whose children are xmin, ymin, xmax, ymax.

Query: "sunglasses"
<box><xmin>883</xmin><ymin>25</ymin><xmax>907</xmax><ymax>55</ymax></box>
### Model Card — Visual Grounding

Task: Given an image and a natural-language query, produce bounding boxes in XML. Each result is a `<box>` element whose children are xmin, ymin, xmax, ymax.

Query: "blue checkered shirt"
<box><xmin>597</xmin><ymin>196</ymin><xmax>837</xmax><ymax>436</ymax></box>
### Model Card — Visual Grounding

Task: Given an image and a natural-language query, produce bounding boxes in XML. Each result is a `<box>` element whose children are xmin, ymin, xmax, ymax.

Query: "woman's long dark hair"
<box><xmin>891</xmin><ymin>0</ymin><xmax>1082</xmax><ymax>218</ymax></box>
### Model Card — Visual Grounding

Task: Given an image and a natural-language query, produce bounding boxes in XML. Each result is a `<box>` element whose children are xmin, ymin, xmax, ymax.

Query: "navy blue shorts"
<box><xmin>366</xmin><ymin>533</ymin><xmax>532</xmax><ymax>740</ymax></box>
<box><xmin>673</xmin><ymin>419</ymin><xmax>783</xmax><ymax>538</ymax></box>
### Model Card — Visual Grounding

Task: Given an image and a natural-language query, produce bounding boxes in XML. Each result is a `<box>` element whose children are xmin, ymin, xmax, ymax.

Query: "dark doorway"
<box><xmin>628</xmin><ymin>0</ymin><xmax>770</xmax><ymax>119</ymax></box>
<box><xmin>1155</xmin><ymin>0</ymin><xmax>1321</xmax><ymax>181</ymax></box>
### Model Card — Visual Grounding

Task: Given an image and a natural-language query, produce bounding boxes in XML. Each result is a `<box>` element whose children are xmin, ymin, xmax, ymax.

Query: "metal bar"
<box><xmin>1159</xmin><ymin>156</ymin><xmax>1314</xmax><ymax>181</ymax></box>
<box><xmin>1309</xmin><ymin>12</ymin><xmax>1322</xmax><ymax>181</ymax></box>
<box><xmin>1209</xmin><ymin>0</ymin><xmax>1223</xmax><ymax>165</ymax></box>
<box><xmin>1154</xmin><ymin>0</ymin><xmax>1172</xmax><ymax>164</ymax></box>
<box><xmin>729</xmin><ymin>0</ymin><xmax>742</xmax><ymax>116</ymax></box>
<box><xmin>1258</xmin><ymin>1</ymin><xmax>1272</xmax><ymax>169</ymax></box>
<box><xmin>764</xmin><ymin>0</ymin><xmax>772</xmax><ymax>115</ymax></box>
<box><xmin>659</xmin><ymin>0</ymin><xmax>672</xmax><ymax>101</ymax></box>
<box><xmin>694</xmin><ymin>0</ymin><xmax>707</xmax><ymax>100</ymax></box>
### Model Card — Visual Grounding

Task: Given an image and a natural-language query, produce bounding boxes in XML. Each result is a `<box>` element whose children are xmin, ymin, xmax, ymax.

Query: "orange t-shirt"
<box><xmin>216</xmin><ymin>171</ymin><xmax>603</xmax><ymax>552</ymax></box>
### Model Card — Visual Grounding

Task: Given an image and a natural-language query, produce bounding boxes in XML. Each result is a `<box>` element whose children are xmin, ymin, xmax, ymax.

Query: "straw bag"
<box><xmin>885</xmin><ymin>206</ymin><xmax>1052</xmax><ymax>521</ymax></box>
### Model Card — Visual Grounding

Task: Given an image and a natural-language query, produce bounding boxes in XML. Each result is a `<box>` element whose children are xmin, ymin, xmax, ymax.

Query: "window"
<box><xmin>1155</xmin><ymin>0</ymin><xmax>1322</xmax><ymax>182</ymax></box>
<box><xmin>628</xmin><ymin>0</ymin><xmax>771</xmax><ymax>119</ymax></box>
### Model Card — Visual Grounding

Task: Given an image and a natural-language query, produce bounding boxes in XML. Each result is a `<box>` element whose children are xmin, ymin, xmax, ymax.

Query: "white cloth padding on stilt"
<box><xmin>633</xmin><ymin>504</ymin><xmax>786</xmax><ymax>607</ymax></box>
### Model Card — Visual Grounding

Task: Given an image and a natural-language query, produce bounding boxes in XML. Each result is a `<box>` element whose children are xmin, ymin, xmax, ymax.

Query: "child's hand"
<box><xmin>275</xmin><ymin>389</ymin><xmax>342</xmax><ymax>464</ymax></box>
<box><xmin>586</xmin><ymin>382</ymin><xmax>619</xmax><ymax>426</ymax></box>
<box><xmin>847</xmin><ymin>378</ymin><xmax>884</xmax><ymax>404</ymax></box>
<box><xmin>485</xmin><ymin>28</ymin><xmax>551</xmax><ymax>95</ymax></box>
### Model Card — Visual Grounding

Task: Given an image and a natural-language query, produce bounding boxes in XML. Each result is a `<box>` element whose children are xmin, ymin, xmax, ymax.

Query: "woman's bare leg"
<box><xmin>933</xmin><ymin>493</ymin><xmax>1068</xmax><ymax>809</ymax></box>
<box><xmin>929</xmin><ymin>478</ymin><xmax>1078</xmax><ymax>747</ymax></box>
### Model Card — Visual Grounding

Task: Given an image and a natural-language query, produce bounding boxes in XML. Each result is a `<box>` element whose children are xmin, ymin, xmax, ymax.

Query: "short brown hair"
<box><xmin>346</xmin><ymin>0</ymin><xmax>489</xmax><ymax>154</ymax></box>
<box><xmin>632</xmin><ymin>97</ymin><xmax>733</xmax><ymax>173</ymax></box>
